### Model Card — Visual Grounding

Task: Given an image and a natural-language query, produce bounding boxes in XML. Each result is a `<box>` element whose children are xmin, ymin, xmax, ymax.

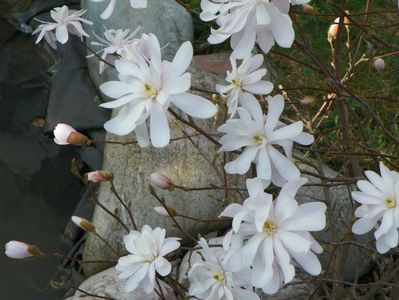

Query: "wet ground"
<box><xmin>0</xmin><ymin>1</ymin><xmax>106</xmax><ymax>299</ymax></box>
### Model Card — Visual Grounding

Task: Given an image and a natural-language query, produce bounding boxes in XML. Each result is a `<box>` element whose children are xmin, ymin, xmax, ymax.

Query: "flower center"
<box><xmin>232</xmin><ymin>78</ymin><xmax>241</xmax><ymax>88</ymax></box>
<box><xmin>384</xmin><ymin>197</ymin><xmax>397</xmax><ymax>209</ymax></box>
<box><xmin>144</xmin><ymin>83</ymin><xmax>158</xmax><ymax>98</ymax></box>
<box><xmin>213</xmin><ymin>272</ymin><xmax>225</xmax><ymax>283</ymax></box>
<box><xmin>263</xmin><ymin>220</ymin><xmax>276</xmax><ymax>235</ymax></box>
<box><xmin>253</xmin><ymin>135</ymin><xmax>264</xmax><ymax>144</ymax></box>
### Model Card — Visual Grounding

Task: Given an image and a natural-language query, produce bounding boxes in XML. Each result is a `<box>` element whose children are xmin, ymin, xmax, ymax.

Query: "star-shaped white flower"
<box><xmin>218</xmin><ymin>94</ymin><xmax>313</xmax><ymax>186</ymax></box>
<box><xmin>99</xmin><ymin>34</ymin><xmax>217</xmax><ymax>148</ymax></box>
<box><xmin>32</xmin><ymin>5</ymin><xmax>93</xmax><ymax>49</ymax></box>
<box><xmin>188</xmin><ymin>238</ymin><xmax>259</xmax><ymax>300</ymax></box>
<box><xmin>115</xmin><ymin>225</ymin><xmax>180</xmax><ymax>294</ymax></box>
<box><xmin>220</xmin><ymin>177</ymin><xmax>326</xmax><ymax>294</ymax></box>
<box><xmin>352</xmin><ymin>162</ymin><xmax>399</xmax><ymax>254</ymax></box>
<box><xmin>216</xmin><ymin>54</ymin><xmax>273</xmax><ymax>117</ymax></box>
<box><xmin>200</xmin><ymin>0</ymin><xmax>309</xmax><ymax>58</ymax></box>
<box><xmin>90</xmin><ymin>27</ymin><xmax>141</xmax><ymax>73</ymax></box>
<box><xmin>91</xmin><ymin>0</ymin><xmax>147</xmax><ymax>20</ymax></box>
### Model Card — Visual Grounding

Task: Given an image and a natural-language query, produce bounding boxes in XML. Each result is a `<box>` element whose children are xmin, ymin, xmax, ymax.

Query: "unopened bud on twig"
<box><xmin>371</xmin><ymin>57</ymin><xmax>385</xmax><ymax>72</ymax></box>
<box><xmin>302</xmin><ymin>4</ymin><xmax>317</xmax><ymax>15</ymax></box>
<box><xmin>328</xmin><ymin>16</ymin><xmax>350</xmax><ymax>42</ymax></box>
<box><xmin>150</xmin><ymin>172</ymin><xmax>174</xmax><ymax>190</ymax></box>
<box><xmin>300</xmin><ymin>96</ymin><xmax>316</xmax><ymax>106</ymax></box>
<box><xmin>53</xmin><ymin>124</ymin><xmax>91</xmax><ymax>146</ymax></box>
<box><xmin>86</xmin><ymin>170</ymin><xmax>114</xmax><ymax>183</ymax></box>
<box><xmin>5</xmin><ymin>241</ymin><xmax>44</xmax><ymax>259</ymax></box>
<box><xmin>154</xmin><ymin>206</ymin><xmax>177</xmax><ymax>217</ymax></box>
<box><xmin>71</xmin><ymin>216</ymin><xmax>95</xmax><ymax>232</ymax></box>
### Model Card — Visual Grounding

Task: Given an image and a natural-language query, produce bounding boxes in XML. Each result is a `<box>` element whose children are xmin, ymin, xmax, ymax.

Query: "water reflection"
<box><xmin>0</xmin><ymin>4</ymin><xmax>84</xmax><ymax>299</ymax></box>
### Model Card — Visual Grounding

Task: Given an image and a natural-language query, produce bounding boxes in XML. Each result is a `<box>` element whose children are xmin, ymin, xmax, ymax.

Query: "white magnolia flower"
<box><xmin>218</xmin><ymin>94</ymin><xmax>313</xmax><ymax>186</ymax></box>
<box><xmin>99</xmin><ymin>34</ymin><xmax>217</xmax><ymax>148</ymax></box>
<box><xmin>216</xmin><ymin>54</ymin><xmax>273</xmax><ymax>117</ymax></box>
<box><xmin>220</xmin><ymin>177</ymin><xmax>326</xmax><ymax>294</ymax></box>
<box><xmin>32</xmin><ymin>5</ymin><xmax>93</xmax><ymax>49</ymax></box>
<box><xmin>116</xmin><ymin>225</ymin><xmax>180</xmax><ymax>294</ymax></box>
<box><xmin>200</xmin><ymin>0</ymin><xmax>309</xmax><ymax>58</ymax></box>
<box><xmin>189</xmin><ymin>238</ymin><xmax>259</xmax><ymax>300</ymax></box>
<box><xmin>352</xmin><ymin>162</ymin><xmax>399</xmax><ymax>254</ymax></box>
<box><xmin>90</xmin><ymin>27</ymin><xmax>141</xmax><ymax>73</ymax></box>
<box><xmin>92</xmin><ymin>0</ymin><xmax>147</xmax><ymax>20</ymax></box>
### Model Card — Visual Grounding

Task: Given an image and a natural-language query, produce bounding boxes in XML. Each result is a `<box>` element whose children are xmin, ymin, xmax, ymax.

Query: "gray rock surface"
<box><xmin>67</xmin><ymin>267</ymin><xmax>176</xmax><ymax>300</ymax></box>
<box><xmin>81</xmin><ymin>0</ymin><xmax>194</xmax><ymax>89</ymax></box>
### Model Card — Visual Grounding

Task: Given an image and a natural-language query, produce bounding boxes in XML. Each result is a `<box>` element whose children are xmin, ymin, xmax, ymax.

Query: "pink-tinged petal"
<box><xmin>150</xmin><ymin>102</ymin><xmax>170</xmax><ymax>147</ymax></box>
<box><xmin>224</xmin><ymin>146</ymin><xmax>258</xmax><ymax>175</ymax></box>
<box><xmin>55</xmin><ymin>24</ymin><xmax>68</xmax><ymax>44</ymax></box>
<box><xmin>170</xmin><ymin>93</ymin><xmax>217</xmax><ymax>119</ymax></box>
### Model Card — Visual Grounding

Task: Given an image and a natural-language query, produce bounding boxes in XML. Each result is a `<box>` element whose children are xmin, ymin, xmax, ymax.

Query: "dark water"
<box><xmin>0</xmin><ymin>2</ymin><xmax>86</xmax><ymax>299</ymax></box>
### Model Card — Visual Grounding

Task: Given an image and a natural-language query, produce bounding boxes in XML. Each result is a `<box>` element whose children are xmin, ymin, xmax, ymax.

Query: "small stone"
<box><xmin>68</xmin><ymin>267</ymin><xmax>176</xmax><ymax>300</ymax></box>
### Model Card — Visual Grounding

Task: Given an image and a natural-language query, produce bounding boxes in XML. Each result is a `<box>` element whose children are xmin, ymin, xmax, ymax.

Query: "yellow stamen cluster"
<box><xmin>385</xmin><ymin>197</ymin><xmax>397</xmax><ymax>209</ymax></box>
<box><xmin>263</xmin><ymin>220</ymin><xmax>277</xmax><ymax>235</ymax></box>
<box><xmin>213</xmin><ymin>272</ymin><xmax>225</xmax><ymax>283</ymax></box>
<box><xmin>254</xmin><ymin>135</ymin><xmax>264</xmax><ymax>144</ymax></box>
<box><xmin>232</xmin><ymin>78</ymin><xmax>241</xmax><ymax>88</ymax></box>
<box><xmin>144</xmin><ymin>83</ymin><xmax>158</xmax><ymax>98</ymax></box>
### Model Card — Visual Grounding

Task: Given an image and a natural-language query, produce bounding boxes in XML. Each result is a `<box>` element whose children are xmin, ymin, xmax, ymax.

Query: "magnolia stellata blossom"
<box><xmin>200</xmin><ymin>0</ymin><xmax>309</xmax><ymax>59</ymax></box>
<box><xmin>91</xmin><ymin>0</ymin><xmax>147</xmax><ymax>20</ymax></box>
<box><xmin>352</xmin><ymin>162</ymin><xmax>399</xmax><ymax>254</ymax></box>
<box><xmin>216</xmin><ymin>54</ymin><xmax>273</xmax><ymax>117</ymax></box>
<box><xmin>218</xmin><ymin>94</ymin><xmax>313</xmax><ymax>186</ymax></box>
<box><xmin>116</xmin><ymin>225</ymin><xmax>180</xmax><ymax>294</ymax></box>
<box><xmin>90</xmin><ymin>27</ymin><xmax>141</xmax><ymax>73</ymax></box>
<box><xmin>32</xmin><ymin>5</ymin><xmax>93</xmax><ymax>49</ymax></box>
<box><xmin>188</xmin><ymin>238</ymin><xmax>260</xmax><ymax>300</ymax></box>
<box><xmin>99</xmin><ymin>34</ymin><xmax>217</xmax><ymax>147</ymax></box>
<box><xmin>220</xmin><ymin>177</ymin><xmax>326</xmax><ymax>294</ymax></box>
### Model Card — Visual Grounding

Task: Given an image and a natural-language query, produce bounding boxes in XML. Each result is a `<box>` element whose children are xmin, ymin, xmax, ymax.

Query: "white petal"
<box><xmin>241</xmin><ymin>92</ymin><xmax>263</xmax><ymax>123</ymax></box>
<box><xmin>291</xmin><ymin>250</ymin><xmax>322</xmax><ymax>276</ymax></box>
<box><xmin>256</xmin><ymin>146</ymin><xmax>271</xmax><ymax>180</ymax></box>
<box><xmin>55</xmin><ymin>24</ymin><xmax>68</xmax><ymax>44</ymax></box>
<box><xmin>224</xmin><ymin>146</ymin><xmax>258</xmax><ymax>175</ymax></box>
<box><xmin>244</xmin><ymin>81</ymin><xmax>274</xmax><ymax>95</ymax></box>
<box><xmin>154</xmin><ymin>257</ymin><xmax>171</xmax><ymax>276</ymax></box>
<box><xmin>100</xmin><ymin>81</ymin><xmax>135</xmax><ymax>98</ymax></box>
<box><xmin>270</xmin><ymin>121</ymin><xmax>303</xmax><ymax>142</ymax></box>
<box><xmin>268</xmin><ymin>145</ymin><xmax>300</xmax><ymax>181</ymax></box>
<box><xmin>352</xmin><ymin>217</ymin><xmax>377</xmax><ymax>235</ymax></box>
<box><xmin>281</xmin><ymin>202</ymin><xmax>327</xmax><ymax>232</ymax></box>
<box><xmin>150</xmin><ymin>102</ymin><xmax>170</xmax><ymax>147</ymax></box>
<box><xmin>265</xmin><ymin>94</ymin><xmax>284</xmax><ymax>132</ymax></box>
<box><xmin>375</xmin><ymin>210</ymin><xmax>394</xmax><ymax>240</ymax></box>
<box><xmin>170</xmin><ymin>93</ymin><xmax>217</xmax><ymax>119</ymax></box>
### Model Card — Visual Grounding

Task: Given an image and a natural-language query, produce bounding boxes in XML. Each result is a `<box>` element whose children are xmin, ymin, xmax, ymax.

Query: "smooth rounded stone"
<box><xmin>68</xmin><ymin>267</ymin><xmax>176</xmax><ymax>300</ymax></box>
<box><xmin>81</xmin><ymin>0</ymin><xmax>193</xmax><ymax>89</ymax></box>
<box><xmin>82</xmin><ymin>65</ymin><xmax>245</xmax><ymax>276</ymax></box>
<box><xmin>296</xmin><ymin>160</ymin><xmax>373</xmax><ymax>281</ymax></box>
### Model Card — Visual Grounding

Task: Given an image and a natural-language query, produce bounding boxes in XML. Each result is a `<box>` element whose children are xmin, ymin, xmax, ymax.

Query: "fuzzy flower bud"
<box><xmin>71</xmin><ymin>216</ymin><xmax>95</xmax><ymax>232</ymax></box>
<box><xmin>328</xmin><ymin>16</ymin><xmax>350</xmax><ymax>42</ymax></box>
<box><xmin>303</xmin><ymin>4</ymin><xmax>317</xmax><ymax>15</ymax></box>
<box><xmin>300</xmin><ymin>96</ymin><xmax>316</xmax><ymax>106</ymax></box>
<box><xmin>154</xmin><ymin>206</ymin><xmax>177</xmax><ymax>217</ymax></box>
<box><xmin>86</xmin><ymin>170</ymin><xmax>113</xmax><ymax>183</ymax></box>
<box><xmin>53</xmin><ymin>123</ymin><xmax>91</xmax><ymax>146</ymax></box>
<box><xmin>371</xmin><ymin>57</ymin><xmax>385</xmax><ymax>72</ymax></box>
<box><xmin>5</xmin><ymin>241</ymin><xmax>43</xmax><ymax>259</ymax></box>
<box><xmin>150</xmin><ymin>172</ymin><xmax>174</xmax><ymax>190</ymax></box>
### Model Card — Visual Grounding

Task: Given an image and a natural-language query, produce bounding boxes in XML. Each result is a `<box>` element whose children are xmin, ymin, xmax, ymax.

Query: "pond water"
<box><xmin>0</xmin><ymin>1</ymin><xmax>87</xmax><ymax>299</ymax></box>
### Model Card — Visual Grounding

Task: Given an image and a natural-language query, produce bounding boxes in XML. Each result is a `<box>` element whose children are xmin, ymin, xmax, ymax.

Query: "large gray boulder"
<box><xmin>66</xmin><ymin>267</ymin><xmax>176</xmax><ymax>300</ymax></box>
<box><xmin>81</xmin><ymin>0</ymin><xmax>194</xmax><ymax>88</ymax></box>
